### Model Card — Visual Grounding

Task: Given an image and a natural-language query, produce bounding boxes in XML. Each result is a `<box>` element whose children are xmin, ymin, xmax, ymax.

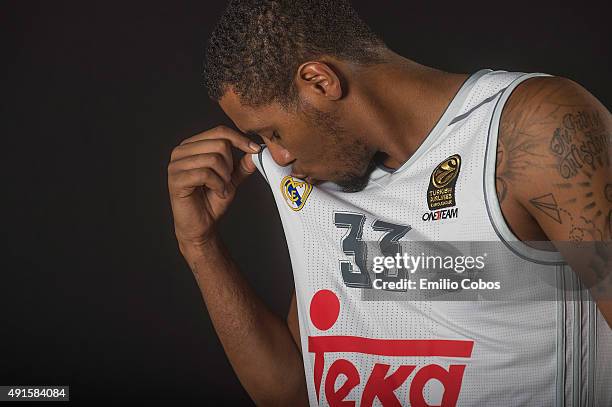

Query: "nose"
<box><xmin>267</xmin><ymin>142</ymin><xmax>294</xmax><ymax>167</ymax></box>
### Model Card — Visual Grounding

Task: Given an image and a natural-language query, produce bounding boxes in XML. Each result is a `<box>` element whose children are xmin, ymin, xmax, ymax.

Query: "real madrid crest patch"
<box><xmin>427</xmin><ymin>154</ymin><xmax>461</xmax><ymax>210</ymax></box>
<box><xmin>281</xmin><ymin>175</ymin><xmax>312</xmax><ymax>211</ymax></box>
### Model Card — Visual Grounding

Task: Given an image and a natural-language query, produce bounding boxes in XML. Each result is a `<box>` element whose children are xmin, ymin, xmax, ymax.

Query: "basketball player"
<box><xmin>167</xmin><ymin>1</ymin><xmax>611</xmax><ymax>405</ymax></box>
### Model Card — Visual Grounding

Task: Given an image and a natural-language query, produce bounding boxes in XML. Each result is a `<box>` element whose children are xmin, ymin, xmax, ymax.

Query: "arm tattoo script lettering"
<box><xmin>549</xmin><ymin>110</ymin><xmax>608</xmax><ymax>179</ymax></box>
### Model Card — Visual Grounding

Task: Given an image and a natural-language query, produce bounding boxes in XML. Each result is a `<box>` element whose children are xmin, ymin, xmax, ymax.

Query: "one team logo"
<box><xmin>424</xmin><ymin>155</ymin><xmax>461</xmax><ymax>221</ymax></box>
<box><xmin>281</xmin><ymin>175</ymin><xmax>312</xmax><ymax>211</ymax></box>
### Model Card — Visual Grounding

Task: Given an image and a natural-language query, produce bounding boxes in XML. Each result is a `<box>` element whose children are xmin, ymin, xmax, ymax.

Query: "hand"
<box><xmin>168</xmin><ymin>125</ymin><xmax>261</xmax><ymax>255</ymax></box>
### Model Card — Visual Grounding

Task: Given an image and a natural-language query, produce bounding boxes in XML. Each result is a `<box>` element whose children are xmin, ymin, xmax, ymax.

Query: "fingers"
<box><xmin>169</xmin><ymin>153</ymin><xmax>232</xmax><ymax>184</ymax></box>
<box><xmin>230</xmin><ymin>153</ymin><xmax>258</xmax><ymax>190</ymax></box>
<box><xmin>169</xmin><ymin>125</ymin><xmax>262</xmax><ymax>199</ymax></box>
<box><xmin>168</xmin><ymin>126</ymin><xmax>261</xmax><ymax>198</ymax></box>
<box><xmin>171</xmin><ymin>126</ymin><xmax>260</xmax><ymax>171</ymax></box>
<box><xmin>179</xmin><ymin>125</ymin><xmax>261</xmax><ymax>154</ymax></box>
<box><xmin>171</xmin><ymin>139</ymin><xmax>235</xmax><ymax>172</ymax></box>
<box><xmin>170</xmin><ymin>166</ymin><xmax>227</xmax><ymax>199</ymax></box>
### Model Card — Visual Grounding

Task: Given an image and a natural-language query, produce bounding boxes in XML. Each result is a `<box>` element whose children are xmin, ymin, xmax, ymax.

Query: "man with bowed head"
<box><xmin>168</xmin><ymin>0</ymin><xmax>611</xmax><ymax>405</ymax></box>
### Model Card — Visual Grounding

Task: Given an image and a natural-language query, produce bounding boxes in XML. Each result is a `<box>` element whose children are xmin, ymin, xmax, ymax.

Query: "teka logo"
<box><xmin>308</xmin><ymin>290</ymin><xmax>473</xmax><ymax>406</ymax></box>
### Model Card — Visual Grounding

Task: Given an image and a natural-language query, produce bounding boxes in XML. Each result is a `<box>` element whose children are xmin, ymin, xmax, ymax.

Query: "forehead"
<box><xmin>219</xmin><ymin>88</ymin><xmax>285</xmax><ymax>134</ymax></box>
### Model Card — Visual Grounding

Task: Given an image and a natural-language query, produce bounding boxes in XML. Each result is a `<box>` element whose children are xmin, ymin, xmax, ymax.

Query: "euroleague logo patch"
<box><xmin>423</xmin><ymin>154</ymin><xmax>461</xmax><ymax>221</ymax></box>
<box><xmin>281</xmin><ymin>175</ymin><xmax>312</xmax><ymax>211</ymax></box>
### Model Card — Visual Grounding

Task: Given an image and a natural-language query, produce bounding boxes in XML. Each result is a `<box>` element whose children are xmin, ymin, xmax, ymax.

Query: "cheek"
<box><xmin>292</xmin><ymin>135</ymin><xmax>327</xmax><ymax>161</ymax></box>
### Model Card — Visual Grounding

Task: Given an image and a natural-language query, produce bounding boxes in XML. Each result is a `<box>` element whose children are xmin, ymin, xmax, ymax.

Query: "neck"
<box><xmin>347</xmin><ymin>52</ymin><xmax>470</xmax><ymax>169</ymax></box>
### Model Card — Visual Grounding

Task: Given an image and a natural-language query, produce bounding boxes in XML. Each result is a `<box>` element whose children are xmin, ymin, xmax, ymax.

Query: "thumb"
<box><xmin>230</xmin><ymin>153</ymin><xmax>258</xmax><ymax>190</ymax></box>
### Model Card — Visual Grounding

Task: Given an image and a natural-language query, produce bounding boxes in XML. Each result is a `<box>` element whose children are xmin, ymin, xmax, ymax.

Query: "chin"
<box><xmin>338</xmin><ymin>180</ymin><xmax>369</xmax><ymax>193</ymax></box>
<box><xmin>334</xmin><ymin>173</ymin><xmax>369</xmax><ymax>193</ymax></box>
<box><xmin>335</xmin><ymin>161</ymin><xmax>377</xmax><ymax>193</ymax></box>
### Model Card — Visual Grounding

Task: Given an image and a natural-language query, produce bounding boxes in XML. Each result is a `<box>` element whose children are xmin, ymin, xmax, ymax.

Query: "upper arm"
<box><xmin>499</xmin><ymin>75</ymin><xmax>612</xmax><ymax>325</ymax></box>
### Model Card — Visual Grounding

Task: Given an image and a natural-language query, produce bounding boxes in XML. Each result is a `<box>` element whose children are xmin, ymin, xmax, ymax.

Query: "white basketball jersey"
<box><xmin>250</xmin><ymin>68</ymin><xmax>612</xmax><ymax>406</ymax></box>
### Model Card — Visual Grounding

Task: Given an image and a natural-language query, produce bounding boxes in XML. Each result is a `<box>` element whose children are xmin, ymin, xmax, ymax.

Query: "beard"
<box><xmin>300</xmin><ymin>100</ymin><xmax>376</xmax><ymax>193</ymax></box>
<box><xmin>335</xmin><ymin>164</ymin><xmax>377</xmax><ymax>192</ymax></box>
<box><xmin>332</xmin><ymin>141</ymin><xmax>378</xmax><ymax>192</ymax></box>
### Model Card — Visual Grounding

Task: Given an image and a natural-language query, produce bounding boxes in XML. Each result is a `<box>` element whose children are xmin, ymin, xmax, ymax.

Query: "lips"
<box><xmin>291</xmin><ymin>170</ymin><xmax>319</xmax><ymax>185</ymax></box>
<box><xmin>293</xmin><ymin>174</ymin><xmax>312</xmax><ymax>183</ymax></box>
<box><xmin>291</xmin><ymin>170</ymin><xmax>307</xmax><ymax>179</ymax></box>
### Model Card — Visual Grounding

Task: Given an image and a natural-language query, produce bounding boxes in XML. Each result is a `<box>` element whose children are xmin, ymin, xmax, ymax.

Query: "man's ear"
<box><xmin>295</xmin><ymin>61</ymin><xmax>343</xmax><ymax>102</ymax></box>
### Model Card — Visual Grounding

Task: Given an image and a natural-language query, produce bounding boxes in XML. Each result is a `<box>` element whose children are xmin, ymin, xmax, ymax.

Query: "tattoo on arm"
<box><xmin>529</xmin><ymin>191</ymin><xmax>611</xmax><ymax>294</ymax></box>
<box><xmin>496</xmin><ymin>112</ymin><xmax>549</xmax><ymax>203</ymax></box>
<box><xmin>498</xmin><ymin>78</ymin><xmax>611</xmax><ymax>240</ymax></box>
<box><xmin>528</xmin><ymin>191</ymin><xmax>606</xmax><ymax>240</ymax></box>
<box><xmin>495</xmin><ymin>77</ymin><xmax>612</xmax><ymax>307</ymax></box>
<box><xmin>529</xmin><ymin>193</ymin><xmax>562</xmax><ymax>224</ymax></box>
<box><xmin>550</xmin><ymin>110</ymin><xmax>608</xmax><ymax>179</ymax></box>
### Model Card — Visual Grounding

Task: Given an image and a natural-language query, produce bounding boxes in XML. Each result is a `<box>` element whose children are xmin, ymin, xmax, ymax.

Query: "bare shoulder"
<box><xmin>496</xmin><ymin>73</ymin><xmax>611</xmax><ymax>241</ymax></box>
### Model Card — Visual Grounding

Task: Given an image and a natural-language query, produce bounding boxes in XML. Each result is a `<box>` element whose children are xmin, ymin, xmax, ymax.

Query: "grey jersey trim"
<box><xmin>483</xmin><ymin>71</ymin><xmax>566</xmax><ymax>264</ymax></box>
<box><xmin>591</xmin><ymin>302</ymin><xmax>598</xmax><ymax>407</ymax></box>
<box><xmin>379</xmin><ymin>68</ymin><xmax>493</xmax><ymax>176</ymax></box>
<box><xmin>585</xmin><ymin>289</ymin><xmax>596</xmax><ymax>407</ymax></box>
<box><xmin>448</xmin><ymin>88</ymin><xmax>505</xmax><ymax>126</ymax></box>
<box><xmin>257</xmin><ymin>144</ymin><xmax>270</xmax><ymax>184</ymax></box>
<box><xmin>376</xmin><ymin>162</ymin><xmax>397</xmax><ymax>174</ymax></box>
<box><xmin>573</xmin><ymin>272</ymin><xmax>581</xmax><ymax>407</ymax></box>
<box><xmin>556</xmin><ymin>266</ymin><xmax>566</xmax><ymax>407</ymax></box>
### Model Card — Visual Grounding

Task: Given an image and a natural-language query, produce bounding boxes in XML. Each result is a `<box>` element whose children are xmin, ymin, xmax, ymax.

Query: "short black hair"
<box><xmin>203</xmin><ymin>0</ymin><xmax>389</xmax><ymax>109</ymax></box>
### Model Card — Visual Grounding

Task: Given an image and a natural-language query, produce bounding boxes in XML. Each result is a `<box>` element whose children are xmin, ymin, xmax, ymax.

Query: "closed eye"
<box><xmin>245</xmin><ymin>131</ymin><xmax>264</xmax><ymax>142</ymax></box>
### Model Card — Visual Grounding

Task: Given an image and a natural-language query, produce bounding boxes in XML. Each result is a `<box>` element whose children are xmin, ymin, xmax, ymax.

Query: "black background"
<box><xmin>2</xmin><ymin>1</ymin><xmax>610</xmax><ymax>405</ymax></box>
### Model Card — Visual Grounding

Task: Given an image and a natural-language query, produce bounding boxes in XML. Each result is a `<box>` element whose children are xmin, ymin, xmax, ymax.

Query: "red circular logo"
<box><xmin>309</xmin><ymin>290</ymin><xmax>340</xmax><ymax>331</ymax></box>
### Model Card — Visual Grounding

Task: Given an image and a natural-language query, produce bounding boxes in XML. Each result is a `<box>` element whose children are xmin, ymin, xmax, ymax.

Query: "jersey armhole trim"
<box><xmin>483</xmin><ymin>72</ymin><xmax>566</xmax><ymax>265</ymax></box>
<box><xmin>256</xmin><ymin>144</ymin><xmax>270</xmax><ymax>184</ymax></box>
<box><xmin>555</xmin><ymin>265</ymin><xmax>566</xmax><ymax>407</ymax></box>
